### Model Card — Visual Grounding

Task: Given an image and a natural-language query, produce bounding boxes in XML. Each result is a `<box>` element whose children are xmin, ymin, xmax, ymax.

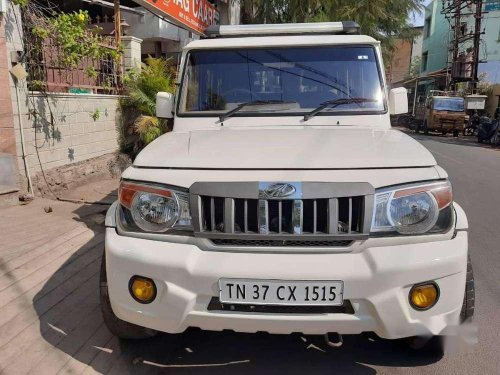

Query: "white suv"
<box><xmin>100</xmin><ymin>22</ymin><xmax>474</xmax><ymax>350</ymax></box>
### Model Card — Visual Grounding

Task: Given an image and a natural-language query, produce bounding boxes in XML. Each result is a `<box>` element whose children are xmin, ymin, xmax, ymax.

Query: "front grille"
<box><xmin>211</xmin><ymin>239</ymin><xmax>353</xmax><ymax>247</ymax></box>
<box><xmin>200</xmin><ymin>197</ymin><xmax>365</xmax><ymax>234</ymax></box>
<box><xmin>190</xmin><ymin>182</ymin><xmax>374</xmax><ymax>241</ymax></box>
<box><xmin>207</xmin><ymin>297</ymin><xmax>355</xmax><ymax>314</ymax></box>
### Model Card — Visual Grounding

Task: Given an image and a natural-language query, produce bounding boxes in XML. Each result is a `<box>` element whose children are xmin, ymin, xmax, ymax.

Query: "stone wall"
<box><xmin>13</xmin><ymin>93</ymin><xmax>122</xmax><ymax>191</ymax></box>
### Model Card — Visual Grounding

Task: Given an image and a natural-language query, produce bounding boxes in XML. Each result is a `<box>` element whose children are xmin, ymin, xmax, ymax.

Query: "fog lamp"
<box><xmin>409</xmin><ymin>282</ymin><xmax>439</xmax><ymax>310</ymax></box>
<box><xmin>129</xmin><ymin>276</ymin><xmax>156</xmax><ymax>304</ymax></box>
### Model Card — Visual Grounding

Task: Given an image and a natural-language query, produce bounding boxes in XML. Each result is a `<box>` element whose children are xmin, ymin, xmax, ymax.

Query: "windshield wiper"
<box><xmin>218</xmin><ymin>100</ymin><xmax>288</xmax><ymax>122</ymax></box>
<box><xmin>303</xmin><ymin>98</ymin><xmax>378</xmax><ymax>121</ymax></box>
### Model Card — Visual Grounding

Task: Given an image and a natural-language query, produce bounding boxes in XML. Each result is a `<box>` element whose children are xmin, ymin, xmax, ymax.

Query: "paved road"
<box><xmin>1</xmin><ymin>132</ymin><xmax>499</xmax><ymax>374</ymax></box>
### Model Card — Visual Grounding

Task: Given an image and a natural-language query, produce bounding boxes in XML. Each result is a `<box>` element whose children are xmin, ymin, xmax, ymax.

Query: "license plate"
<box><xmin>218</xmin><ymin>279</ymin><xmax>344</xmax><ymax>306</ymax></box>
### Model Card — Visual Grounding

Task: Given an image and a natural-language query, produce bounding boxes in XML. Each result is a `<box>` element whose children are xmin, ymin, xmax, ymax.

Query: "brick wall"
<box><xmin>387</xmin><ymin>39</ymin><xmax>412</xmax><ymax>85</ymax></box>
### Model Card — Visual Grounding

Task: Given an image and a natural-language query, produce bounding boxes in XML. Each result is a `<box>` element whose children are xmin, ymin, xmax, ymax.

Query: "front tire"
<box><xmin>460</xmin><ymin>255</ymin><xmax>475</xmax><ymax>323</ymax></box>
<box><xmin>100</xmin><ymin>254</ymin><xmax>158</xmax><ymax>339</ymax></box>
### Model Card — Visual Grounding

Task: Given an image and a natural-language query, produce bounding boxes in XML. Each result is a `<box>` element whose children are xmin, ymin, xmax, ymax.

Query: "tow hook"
<box><xmin>324</xmin><ymin>332</ymin><xmax>343</xmax><ymax>348</ymax></box>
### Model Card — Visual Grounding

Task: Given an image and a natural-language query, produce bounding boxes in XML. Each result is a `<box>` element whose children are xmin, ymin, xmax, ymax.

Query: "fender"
<box><xmin>453</xmin><ymin>202</ymin><xmax>468</xmax><ymax>231</ymax></box>
<box><xmin>105</xmin><ymin>201</ymin><xmax>118</xmax><ymax>228</ymax></box>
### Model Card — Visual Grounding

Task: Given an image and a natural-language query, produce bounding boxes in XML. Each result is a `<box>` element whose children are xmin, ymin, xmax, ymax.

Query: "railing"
<box><xmin>25</xmin><ymin>37</ymin><xmax>121</xmax><ymax>95</ymax></box>
<box><xmin>21</xmin><ymin>8</ymin><xmax>122</xmax><ymax>95</ymax></box>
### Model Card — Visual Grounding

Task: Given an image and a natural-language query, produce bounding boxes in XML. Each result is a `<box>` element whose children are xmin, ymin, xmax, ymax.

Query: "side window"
<box><xmin>421</xmin><ymin>52</ymin><xmax>429</xmax><ymax>72</ymax></box>
<box><xmin>424</xmin><ymin>16</ymin><xmax>432</xmax><ymax>39</ymax></box>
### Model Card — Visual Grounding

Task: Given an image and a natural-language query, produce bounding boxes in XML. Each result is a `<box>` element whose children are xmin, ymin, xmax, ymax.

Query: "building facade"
<box><xmin>387</xmin><ymin>27</ymin><xmax>423</xmax><ymax>85</ymax></box>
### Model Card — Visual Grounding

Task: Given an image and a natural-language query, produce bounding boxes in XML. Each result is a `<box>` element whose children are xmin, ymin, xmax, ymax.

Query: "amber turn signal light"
<box><xmin>129</xmin><ymin>276</ymin><xmax>157</xmax><ymax>304</ymax></box>
<box><xmin>409</xmin><ymin>282</ymin><xmax>439</xmax><ymax>310</ymax></box>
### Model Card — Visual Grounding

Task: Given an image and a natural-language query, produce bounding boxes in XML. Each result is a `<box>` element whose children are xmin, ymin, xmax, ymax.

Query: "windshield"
<box><xmin>179</xmin><ymin>46</ymin><xmax>385</xmax><ymax>117</ymax></box>
<box><xmin>433</xmin><ymin>97</ymin><xmax>464</xmax><ymax>112</ymax></box>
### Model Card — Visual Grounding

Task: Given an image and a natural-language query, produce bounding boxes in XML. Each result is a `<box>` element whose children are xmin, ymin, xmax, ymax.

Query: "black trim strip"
<box><xmin>207</xmin><ymin>297</ymin><xmax>355</xmax><ymax>314</ymax></box>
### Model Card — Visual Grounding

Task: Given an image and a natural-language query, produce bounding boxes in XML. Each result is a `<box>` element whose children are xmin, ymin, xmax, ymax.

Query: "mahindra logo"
<box><xmin>260</xmin><ymin>183</ymin><xmax>296</xmax><ymax>198</ymax></box>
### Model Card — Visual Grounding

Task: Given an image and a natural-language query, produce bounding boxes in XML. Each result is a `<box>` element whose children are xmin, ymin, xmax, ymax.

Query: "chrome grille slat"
<box><xmin>210</xmin><ymin>197</ymin><xmax>215</xmax><ymax>231</ymax></box>
<box><xmin>224</xmin><ymin>198</ymin><xmax>234</xmax><ymax>233</ymax></box>
<box><xmin>278</xmin><ymin>201</ymin><xmax>282</xmax><ymax>233</ymax></box>
<box><xmin>258</xmin><ymin>200</ymin><xmax>269</xmax><ymax>234</ymax></box>
<box><xmin>292</xmin><ymin>200</ymin><xmax>303</xmax><ymax>235</ymax></box>
<box><xmin>313</xmin><ymin>200</ymin><xmax>317</xmax><ymax>234</ymax></box>
<box><xmin>348</xmin><ymin>197</ymin><xmax>352</xmax><ymax>234</ymax></box>
<box><xmin>244</xmin><ymin>199</ymin><xmax>248</xmax><ymax>233</ymax></box>
<box><xmin>328</xmin><ymin>198</ymin><xmax>338</xmax><ymax>234</ymax></box>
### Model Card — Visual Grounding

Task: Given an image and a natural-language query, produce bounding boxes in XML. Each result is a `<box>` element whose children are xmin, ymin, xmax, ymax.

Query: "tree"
<box><xmin>241</xmin><ymin>0</ymin><xmax>424</xmax><ymax>62</ymax></box>
<box><xmin>407</xmin><ymin>56</ymin><xmax>422</xmax><ymax>80</ymax></box>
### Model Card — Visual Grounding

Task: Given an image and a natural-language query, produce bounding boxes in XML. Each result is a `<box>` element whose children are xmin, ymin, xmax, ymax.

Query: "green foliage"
<box><xmin>48</xmin><ymin>10</ymin><xmax>112</xmax><ymax>69</ymax></box>
<box><xmin>123</xmin><ymin>57</ymin><xmax>176</xmax><ymax>116</ymax></box>
<box><xmin>29</xmin><ymin>80</ymin><xmax>46</xmax><ymax>90</ymax></box>
<box><xmin>241</xmin><ymin>0</ymin><xmax>424</xmax><ymax>62</ymax></box>
<box><xmin>91</xmin><ymin>109</ymin><xmax>101</xmax><ymax>121</ymax></box>
<box><xmin>31</xmin><ymin>26</ymin><xmax>49</xmax><ymax>39</ymax></box>
<box><xmin>85</xmin><ymin>66</ymin><xmax>98</xmax><ymax>79</ymax></box>
<box><xmin>406</xmin><ymin>56</ymin><xmax>421</xmax><ymax>79</ymax></box>
<box><xmin>134</xmin><ymin>115</ymin><xmax>168</xmax><ymax>145</ymax></box>
<box><xmin>120</xmin><ymin>57</ymin><xmax>176</xmax><ymax>150</ymax></box>
<box><xmin>12</xmin><ymin>0</ymin><xmax>29</xmax><ymax>7</ymax></box>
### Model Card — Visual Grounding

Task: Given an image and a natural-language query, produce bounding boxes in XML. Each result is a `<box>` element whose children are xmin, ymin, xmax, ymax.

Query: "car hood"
<box><xmin>133</xmin><ymin>128</ymin><xmax>436</xmax><ymax>169</ymax></box>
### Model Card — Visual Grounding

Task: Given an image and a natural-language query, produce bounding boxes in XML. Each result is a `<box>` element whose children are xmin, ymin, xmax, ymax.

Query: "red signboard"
<box><xmin>136</xmin><ymin>0</ymin><xmax>219</xmax><ymax>36</ymax></box>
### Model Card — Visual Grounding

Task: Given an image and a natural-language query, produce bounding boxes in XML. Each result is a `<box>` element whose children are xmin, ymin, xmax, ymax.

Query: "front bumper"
<box><xmin>433</xmin><ymin>121</ymin><xmax>465</xmax><ymax>131</ymax></box>
<box><xmin>105</xmin><ymin>225</ymin><xmax>468</xmax><ymax>339</ymax></box>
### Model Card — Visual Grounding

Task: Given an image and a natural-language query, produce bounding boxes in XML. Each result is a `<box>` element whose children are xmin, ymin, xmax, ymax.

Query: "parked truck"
<box><xmin>414</xmin><ymin>91</ymin><xmax>468</xmax><ymax>137</ymax></box>
<box><xmin>100</xmin><ymin>22</ymin><xmax>474</xmax><ymax>352</ymax></box>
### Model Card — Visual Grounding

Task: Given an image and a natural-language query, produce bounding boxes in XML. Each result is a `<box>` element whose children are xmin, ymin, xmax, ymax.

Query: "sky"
<box><xmin>410</xmin><ymin>0</ymin><xmax>433</xmax><ymax>27</ymax></box>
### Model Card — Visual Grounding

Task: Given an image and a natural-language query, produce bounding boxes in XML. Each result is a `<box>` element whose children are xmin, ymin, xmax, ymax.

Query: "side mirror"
<box><xmin>389</xmin><ymin>87</ymin><xmax>408</xmax><ymax>115</ymax></box>
<box><xmin>156</xmin><ymin>92</ymin><xmax>174</xmax><ymax>119</ymax></box>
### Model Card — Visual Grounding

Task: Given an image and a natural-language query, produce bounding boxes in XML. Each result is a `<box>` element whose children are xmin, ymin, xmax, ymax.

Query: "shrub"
<box><xmin>119</xmin><ymin>57</ymin><xmax>176</xmax><ymax>156</ymax></box>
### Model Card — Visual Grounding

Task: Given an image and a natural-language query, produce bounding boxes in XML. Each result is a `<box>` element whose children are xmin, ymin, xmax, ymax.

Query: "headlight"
<box><xmin>118</xmin><ymin>181</ymin><xmax>192</xmax><ymax>233</ymax></box>
<box><xmin>371</xmin><ymin>180</ymin><xmax>453</xmax><ymax>235</ymax></box>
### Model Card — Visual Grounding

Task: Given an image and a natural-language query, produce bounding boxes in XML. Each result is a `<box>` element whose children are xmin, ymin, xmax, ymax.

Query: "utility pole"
<box><xmin>114</xmin><ymin>0</ymin><xmax>121</xmax><ymax>45</ymax></box>
<box><xmin>441</xmin><ymin>0</ymin><xmax>485</xmax><ymax>93</ymax></box>
<box><xmin>471</xmin><ymin>0</ymin><xmax>483</xmax><ymax>89</ymax></box>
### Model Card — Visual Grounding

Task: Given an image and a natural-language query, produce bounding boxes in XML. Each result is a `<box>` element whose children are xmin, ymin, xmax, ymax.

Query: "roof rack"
<box><xmin>203</xmin><ymin>22</ymin><xmax>360</xmax><ymax>38</ymax></box>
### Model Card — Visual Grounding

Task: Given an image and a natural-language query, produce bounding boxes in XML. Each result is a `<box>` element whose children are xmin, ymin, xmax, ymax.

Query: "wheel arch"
<box><xmin>453</xmin><ymin>202</ymin><xmax>468</xmax><ymax>231</ymax></box>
